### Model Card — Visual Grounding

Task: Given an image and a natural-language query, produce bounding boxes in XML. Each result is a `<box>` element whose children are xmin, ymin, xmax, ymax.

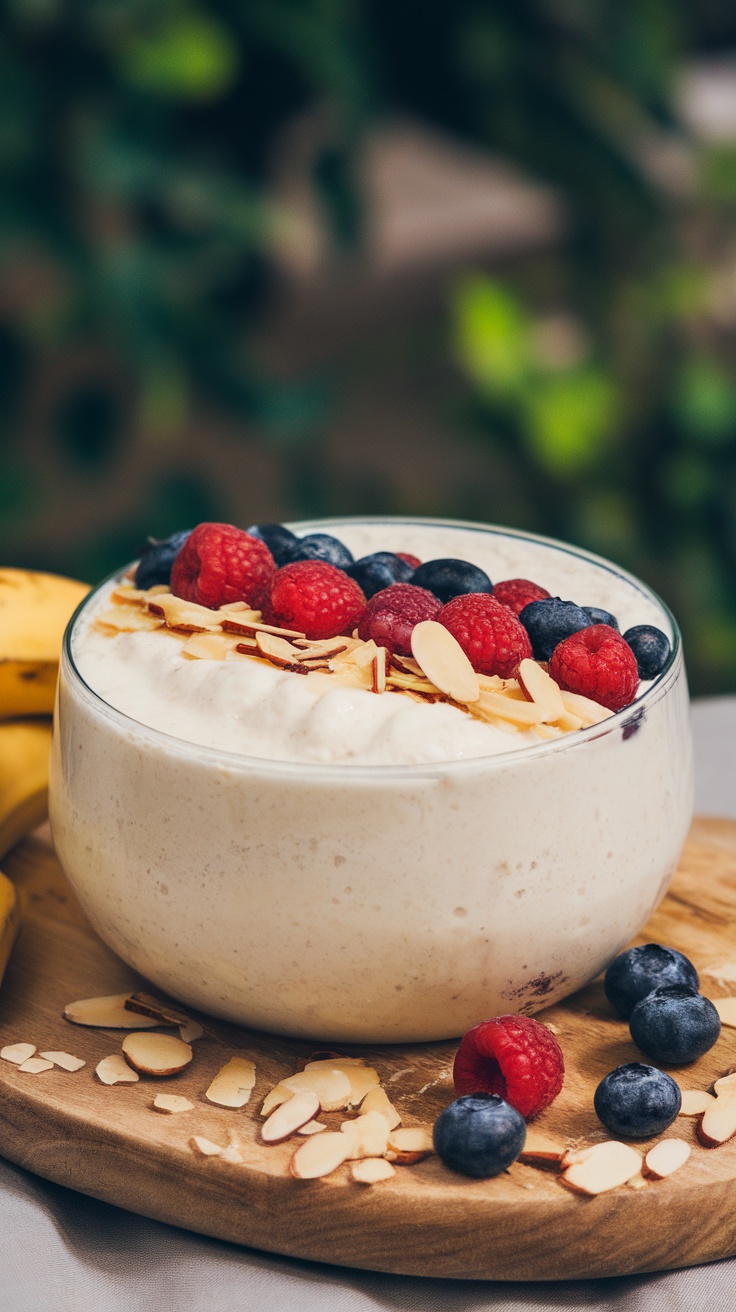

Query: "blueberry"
<box><xmin>594</xmin><ymin>1063</ymin><xmax>681</xmax><ymax>1138</ymax></box>
<box><xmin>583</xmin><ymin>606</ymin><xmax>619</xmax><ymax>630</ymax></box>
<box><xmin>347</xmin><ymin>552</ymin><xmax>415</xmax><ymax>599</ymax></box>
<box><xmin>433</xmin><ymin>1093</ymin><xmax>526</xmax><ymax>1178</ymax></box>
<box><xmin>246</xmin><ymin>523</ymin><xmax>298</xmax><ymax>567</ymax></box>
<box><xmin>604</xmin><ymin>943</ymin><xmax>699</xmax><ymax>1019</ymax></box>
<box><xmin>623</xmin><ymin>625</ymin><xmax>671</xmax><ymax>679</ymax></box>
<box><xmin>134</xmin><ymin>530</ymin><xmax>191</xmax><ymax>590</ymax></box>
<box><xmin>410</xmin><ymin>559</ymin><xmax>492</xmax><ymax>604</ymax></box>
<box><xmin>629</xmin><ymin>986</ymin><xmax>721</xmax><ymax>1064</ymax></box>
<box><xmin>518</xmin><ymin>598</ymin><xmax>591</xmax><ymax>661</ymax></box>
<box><xmin>288</xmin><ymin>533</ymin><xmax>354</xmax><ymax>568</ymax></box>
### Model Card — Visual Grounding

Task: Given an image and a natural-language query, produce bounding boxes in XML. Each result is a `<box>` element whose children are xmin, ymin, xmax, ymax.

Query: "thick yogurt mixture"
<box><xmin>73</xmin><ymin>521</ymin><xmax>670</xmax><ymax>767</ymax></box>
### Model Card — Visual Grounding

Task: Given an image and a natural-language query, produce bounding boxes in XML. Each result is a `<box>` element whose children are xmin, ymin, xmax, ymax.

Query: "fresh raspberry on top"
<box><xmin>357</xmin><ymin>582</ymin><xmax>440</xmax><ymax>656</ymax></box>
<box><xmin>453</xmin><ymin>1015</ymin><xmax>565</xmax><ymax>1120</ymax></box>
<box><xmin>264</xmin><ymin>560</ymin><xmax>366</xmax><ymax>640</ymax></box>
<box><xmin>493</xmin><ymin>578</ymin><xmax>550</xmax><ymax>617</ymax></box>
<box><xmin>549</xmin><ymin>624</ymin><xmax>639</xmax><ymax>712</ymax></box>
<box><xmin>170</xmin><ymin>522</ymin><xmax>276</xmax><ymax>609</ymax></box>
<box><xmin>438</xmin><ymin>593</ymin><xmax>532</xmax><ymax>678</ymax></box>
<box><xmin>395</xmin><ymin>552</ymin><xmax>422</xmax><ymax>570</ymax></box>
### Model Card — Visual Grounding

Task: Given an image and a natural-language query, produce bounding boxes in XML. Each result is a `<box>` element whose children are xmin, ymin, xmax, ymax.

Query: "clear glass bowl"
<box><xmin>49</xmin><ymin>518</ymin><xmax>693</xmax><ymax>1041</ymax></box>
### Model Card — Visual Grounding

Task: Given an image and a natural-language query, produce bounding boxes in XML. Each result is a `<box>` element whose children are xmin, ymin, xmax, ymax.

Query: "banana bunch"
<box><xmin>0</xmin><ymin>568</ymin><xmax>90</xmax><ymax>984</ymax></box>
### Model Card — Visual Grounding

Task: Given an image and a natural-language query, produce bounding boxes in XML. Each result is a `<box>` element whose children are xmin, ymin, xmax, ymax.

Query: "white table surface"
<box><xmin>2</xmin><ymin>697</ymin><xmax>735</xmax><ymax>1312</ymax></box>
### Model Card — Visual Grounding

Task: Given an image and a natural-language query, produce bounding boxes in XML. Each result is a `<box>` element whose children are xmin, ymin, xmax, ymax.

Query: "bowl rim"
<box><xmin>61</xmin><ymin>515</ymin><xmax>685</xmax><ymax>780</ymax></box>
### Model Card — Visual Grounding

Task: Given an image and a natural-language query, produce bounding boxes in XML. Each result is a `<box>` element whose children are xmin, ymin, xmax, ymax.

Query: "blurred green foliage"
<box><xmin>3</xmin><ymin>1</ymin><xmax>736</xmax><ymax>690</ymax></box>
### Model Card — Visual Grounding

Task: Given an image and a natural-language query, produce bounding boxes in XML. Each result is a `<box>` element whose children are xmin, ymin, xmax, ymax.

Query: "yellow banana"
<box><xmin>0</xmin><ymin>719</ymin><xmax>52</xmax><ymax>861</ymax></box>
<box><xmin>0</xmin><ymin>871</ymin><xmax>19</xmax><ymax>987</ymax></box>
<box><xmin>0</xmin><ymin>568</ymin><xmax>90</xmax><ymax>719</ymax></box>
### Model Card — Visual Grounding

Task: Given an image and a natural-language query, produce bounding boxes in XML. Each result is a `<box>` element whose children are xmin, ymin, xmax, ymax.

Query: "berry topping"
<box><xmin>264</xmin><ymin>560</ymin><xmax>366</xmax><ymax>641</ymax></box>
<box><xmin>623</xmin><ymin>625</ymin><xmax>672</xmax><ymax>679</ymax></box>
<box><xmin>594</xmin><ymin>1063</ymin><xmax>681</xmax><ymax>1139</ymax></box>
<box><xmin>604</xmin><ymin>943</ymin><xmax>699</xmax><ymax>1019</ymax></box>
<box><xmin>629</xmin><ymin>987</ymin><xmax>721</xmax><ymax>1064</ymax></box>
<box><xmin>438</xmin><ymin>594</ymin><xmax>532</xmax><ymax>679</ymax></box>
<box><xmin>246</xmin><ymin>523</ymin><xmax>298</xmax><ymax>567</ymax></box>
<box><xmin>288</xmin><ymin>533</ymin><xmax>354</xmax><ymax>569</ymax></box>
<box><xmin>170</xmin><ymin>523</ymin><xmax>276</xmax><ymax>609</ymax></box>
<box><xmin>395</xmin><ymin>552</ymin><xmax>421</xmax><ymax>569</ymax></box>
<box><xmin>411</xmin><ymin>558</ymin><xmax>493</xmax><ymax>604</ymax></box>
<box><xmin>347</xmin><ymin>551</ymin><xmax>414</xmax><ymax>599</ymax></box>
<box><xmin>583</xmin><ymin>606</ymin><xmax>619</xmax><ymax>630</ymax></box>
<box><xmin>548</xmin><ymin>624</ymin><xmax>639</xmax><ymax>712</ymax></box>
<box><xmin>134</xmin><ymin>529</ymin><xmax>191</xmax><ymax>590</ymax></box>
<box><xmin>453</xmin><ymin>1014</ymin><xmax>565</xmax><ymax>1119</ymax></box>
<box><xmin>433</xmin><ymin>1093</ymin><xmax>526</xmax><ymax>1178</ymax></box>
<box><xmin>357</xmin><ymin>582</ymin><xmax>440</xmax><ymax>656</ymax></box>
<box><xmin>492</xmin><ymin>578</ymin><xmax>551</xmax><ymax>616</ymax></box>
<box><xmin>518</xmin><ymin>598</ymin><xmax>591</xmax><ymax>661</ymax></box>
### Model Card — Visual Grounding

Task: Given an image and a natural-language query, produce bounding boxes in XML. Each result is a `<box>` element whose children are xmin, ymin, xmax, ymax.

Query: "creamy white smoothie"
<box><xmin>49</xmin><ymin>519</ymin><xmax>693</xmax><ymax>1042</ymax></box>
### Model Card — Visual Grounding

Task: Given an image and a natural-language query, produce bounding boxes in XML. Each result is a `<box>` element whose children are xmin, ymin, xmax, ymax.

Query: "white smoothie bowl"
<box><xmin>49</xmin><ymin>518</ymin><xmax>694</xmax><ymax>1043</ymax></box>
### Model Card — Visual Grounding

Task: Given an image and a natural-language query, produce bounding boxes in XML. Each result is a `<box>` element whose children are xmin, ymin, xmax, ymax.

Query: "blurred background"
<box><xmin>4</xmin><ymin>2</ymin><xmax>736</xmax><ymax>693</ymax></box>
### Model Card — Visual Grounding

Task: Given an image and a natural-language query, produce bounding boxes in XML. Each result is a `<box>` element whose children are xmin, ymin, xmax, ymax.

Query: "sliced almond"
<box><xmin>255</xmin><ymin>631</ymin><xmax>301</xmax><ymax>665</ymax></box>
<box><xmin>475</xmin><ymin>689</ymin><xmax>546</xmax><ymax>725</ymax></box>
<box><xmin>1</xmin><ymin>1043</ymin><xmax>37</xmax><ymax>1065</ymax></box>
<box><xmin>679</xmin><ymin>1089</ymin><xmax>717</xmax><ymax>1116</ymax></box>
<box><xmin>627</xmin><ymin>1172</ymin><xmax>649</xmax><ymax>1190</ymax></box>
<box><xmin>153</xmin><ymin>1094</ymin><xmax>194</xmax><ymax>1114</ymax></box>
<box><xmin>147</xmin><ymin>594</ymin><xmax>220</xmax><ymax>631</ymax></box>
<box><xmin>644</xmin><ymin>1139</ymin><xmax>691</xmax><ymax>1179</ymax></box>
<box><xmin>713</xmin><ymin>998</ymin><xmax>736</xmax><ymax>1028</ymax></box>
<box><xmin>40</xmin><ymin>1051</ymin><xmax>86</xmax><ymax>1072</ymax></box>
<box><xmin>698</xmin><ymin>1096</ymin><xmax>736</xmax><ymax>1147</ymax></box>
<box><xmin>206</xmin><ymin>1057</ymin><xmax>257</xmax><ymax>1108</ymax></box>
<box><xmin>559</xmin><ymin>689</ymin><xmax>614</xmax><ymax>725</ymax></box>
<box><xmin>121</xmin><ymin>1032</ymin><xmax>193</xmax><ymax>1077</ymax></box>
<box><xmin>182</xmin><ymin>633</ymin><xmax>237</xmax><ymax>660</ymax></box>
<box><xmin>294</xmin><ymin>641</ymin><xmax>349</xmax><ymax>662</ymax></box>
<box><xmin>385</xmin><ymin>1125</ymin><xmax>434</xmax><ymax>1164</ymax></box>
<box><xmin>221</xmin><ymin>1143</ymin><xmax>244</xmax><ymax>1164</ymax></box>
<box><xmin>18</xmin><ymin>1057</ymin><xmax>54</xmax><ymax>1073</ymax></box>
<box><xmin>561</xmin><ymin>1141</ymin><xmax>643</xmax><ymax>1196</ymax></box>
<box><xmin>352</xmin><ymin>639</ymin><xmax>380</xmax><ymax>669</ymax></box>
<box><xmin>517</xmin><ymin>659</ymin><xmax>566</xmax><ymax>722</ymax></box>
<box><xmin>96</xmin><ymin>1054</ymin><xmax>140</xmax><ymax>1085</ymax></box>
<box><xmin>290</xmin><ymin>1131</ymin><xmax>352</xmax><ymax>1179</ymax></box>
<box><xmin>359</xmin><ymin>1086</ymin><xmax>401</xmax><ymax>1130</ymax></box>
<box><xmin>713</xmin><ymin>1071</ymin><xmax>736</xmax><ymax>1096</ymax></box>
<box><xmin>518</xmin><ymin>1129</ymin><xmax>567</xmax><ymax>1170</ymax></box>
<box><xmin>191</xmin><ymin>1135</ymin><xmax>224</xmax><ymax>1157</ymax></box>
<box><xmin>221</xmin><ymin>618</ymin><xmax>305</xmax><ymax>640</ymax></box>
<box><xmin>280</xmin><ymin>1067</ymin><xmax>352</xmax><ymax>1112</ymax></box>
<box><xmin>304</xmin><ymin>1059</ymin><xmax>380</xmax><ymax>1108</ymax></box>
<box><xmin>64</xmin><ymin>994</ymin><xmax>161</xmax><ymax>1029</ymax></box>
<box><xmin>123</xmin><ymin>992</ymin><xmax>190</xmax><ymax>1026</ymax></box>
<box><xmin>261</xmin><ymin>1082</ymin><xmax>292</xmax><ymax>1117</ymax></box>
<box><xmin>411</xmin><ymin>621</ymin><xmax>480</xmax><ymax>704</ymax></box>
<box><xmin>179</xmin><ymin>1019</ymin><xmax>204</xmax><ymax>1043</ymax></box>
<box><xmin>340</xmin><ymin>1110</ymin><xmax>391</xmax><ymax>1159</ymax></box>
<box><xmin>298</xmin><ymin>1120</ymin><xmax>327</xmax><ymax>1136</ymax></box>
<box><xmin>352</xmin><ymin>1158</ymin><xmax>396</xmax><ymax>1184</ymax></box>
<box><xmin>262</xmin><ymin>1090</ymin><xmax>321</xmax><ymax>1143</ymax></box>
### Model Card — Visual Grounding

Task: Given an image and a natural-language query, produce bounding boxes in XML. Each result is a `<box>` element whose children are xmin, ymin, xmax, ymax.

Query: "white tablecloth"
<box><xmin>2</xmin><ymin>697</ymin><xmax>733</xmax><ymax>1312</ymax></box>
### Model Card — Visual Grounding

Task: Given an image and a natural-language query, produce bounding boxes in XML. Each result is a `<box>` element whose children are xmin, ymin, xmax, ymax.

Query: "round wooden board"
<box><xmin>2</xmin><ymin>818</ymin><xmax>736</xmax><ymax>1282</ymax></box>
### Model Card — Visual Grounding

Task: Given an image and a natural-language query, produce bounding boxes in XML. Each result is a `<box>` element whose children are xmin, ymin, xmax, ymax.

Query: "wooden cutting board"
<box><xmin>1</xmin><ymin>817</ymin><xmax>736</xmax><ymax>1282</ymax></box>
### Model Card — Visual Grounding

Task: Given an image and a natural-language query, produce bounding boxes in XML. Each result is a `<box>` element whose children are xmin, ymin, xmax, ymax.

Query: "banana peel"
<box><xmin>0</xmin><ymin>720</ymin><xmax>52</xmax><ymax>862</ymax></box>
<box><xmin>0</xmin><ymin>871</ymin><xmax>19</xmax><ymax>988</ymax></box>
<box><xmin>0</xmin><ymin>568</ymin><xmax>90</xmax><ymax>719</ymax></box>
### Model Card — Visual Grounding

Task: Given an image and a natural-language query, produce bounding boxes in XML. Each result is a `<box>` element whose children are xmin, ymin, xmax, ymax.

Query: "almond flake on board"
<box><xmin>561</xmin><ymin>1141</ymin><xmax>643</xmax><ymax>1196</ymax></box>
<box><xmin>358</xmin><ymin>1086</ymin><xmax>401</xmax><ymax>1130</ymax></box>
<box><xmin>124</xmin><ymin>992</ymin><xmax>190</xmax><ymax>1026</ymax></box>
<box><xmin>262</xmin><ymin>1090</ymin><xmax>321</xmax><ymax>1143</ymax></box>
<box><xmin>221</xmin><ymin>1143</ymin><xmax>244</xmax><ymax>1164</ymax></box>
<box><xmin>304</xmin><ymin>1059</ymin><xmax>380</xmax><ymax>1107</ymax></box>
<box><xmin>698</xmin><ymin>1096</ymin><xmax>736</xmax><ymax>1147</ymax></box>
<box><xmin>714</xmin><ymin>998</ymin><xmax>736</xmax><ymax>1028</ymax></box>
<box><xmin>1</xmin><ymin>1043</ymin><xmax>36</xmax><ymax>1065</ymax></box>
<box><xmin>644</xmin><ymin>1139</ymin><xmax>691</xmax><ymax>1179</ymax></box>
<box><xmin>121</xmin><ymin>1032</ymin><xmax>193</xmax><ymax>1077</ymax></box>
<box><xmin>40</xmin><ymin>1051</ymin><xmax>86</xmax><ymax>1072</ymax></box>
<box><xmin>206</xmin><ymin>1057</ymin><xmax>257</xmax><ymax>1108</ymax></box>
<box><xmin>290</xmin><ymin>1132</ymin><xmax>352</xmax><ymax>1179</ymax></box>
<box><xmin>351</xmin><ymin>1158</ymin><xmax>396</xmax><ymax>1184</ymax></box>
<box><xmin>279</xmin><ymin>1067</ymin><xmax>353</xmax><ymax>1112</ymax></box>
<box><xmin>297</xmin><ymin>1120</ymin><xmax>327</xmax><ymax>1136</ymax></box>
<box><xmin>153</xmin><ymin>1094</ymin><xmax>194</xmax><ymax>1114</ymax></box>
<box><xmin>518</xmin><ymin>1129</ymin><xmax>567</xmax><ymax>1169</ymax></box>
<box><xmin>96</xmin><ymin>1054</ymin><xmax>140</xmax><ymax>1086</ymax></box>
<box><xmin>64</xmin><ymin>994</ymin><xmax>161</xmax><ymax>1029</ymax></box>
<box><xmin>679</xmin><ymin>1089</ymin><xmax>717</xmax><ymax>1116</ymax></box>
<box><xmin>713</xmin><ymin>1071</ymin><xmax>736</xmax><ymax>1096</ymax></box>
<box><xmin>384</xmin><ymin>1125</ymin><xmax>434</xmax><ymax>1164</ymax></box>
<box><xmin>191</xmin><ymin>1136</ymin><xmax>224</xmax><ymax>1157</ymax></box>
<box><xmin>340</xmin><ymin>1110</ymin><xmax>391</xmax><ymax>1159</ymax></box>
<box><xmin>18</xmin><ymin>1057</ymin><xmax>54</xmax><ymax>1074</ymax></box>
<box><xmin>179</xmin><ymin>1019</ymin><xmax>204</xmax><ymax>1043</ymax></box>
<box><xmin>411</xmin><ymin>622</ymin><xmax>480</xmax><ymax>704</ymax></box>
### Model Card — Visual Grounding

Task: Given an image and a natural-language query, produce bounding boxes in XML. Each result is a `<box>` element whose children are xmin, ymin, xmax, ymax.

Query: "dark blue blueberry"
<box><xmin>410</xmin><ymin>559</ymin><xmax>492</xmax><ymax>604</ymax></box>
<box><xmin>518</xmin><ymin>598</ymin><xmax>591</xmax><ymax>661</ymax></box>
<box><xmin>623</xmin><ymin>625</ymin><xmax>671</xmax><ymax>680</ymax></box>
<box><xmin>288</xmin><ymin>533</ymin><xmax>354</xmax><ymax>568</ymax></box>
<box><xmin>433</xmin><ymin>1093</ymin><xmax>526</xmax><ymax>1178</ymax></box>
<box><xmin>347</xmin><ymin>552</ymin><xmax>415</xmax><ymax>599</ymax></box>
<box><xmin>246</xmin><ymin>523</ymin><xmax>298</xmax><ymax>566</ymax></box>
<box><xmin>629</xmin><ymin>986</ymin><xmax>721</xmax><ymax>1065</ymax></box>
<box><xmin>594</xmin><ymin>1063</ymin><xmax>681</xmax><ymax>1138</ymax></box>
<box><xmin>583</xmin><ymin>606</ymin><xmax>619</xmax><ymax>630</ymax></box>
<box><xmin>604</xmin><ymin>943</ymin><xmax>699</xmax><ymax>1019</ymax></box>
<box><xmin>134</xmin><ymin>530</ymin><xmax>191</xmax><ymax>590</ymax></box>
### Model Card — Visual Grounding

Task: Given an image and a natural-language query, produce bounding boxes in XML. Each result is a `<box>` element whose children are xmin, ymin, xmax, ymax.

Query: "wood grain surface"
<box><xmin>1</xmin><ymin>818</ymin><xmax>736</xmax><ymax>1282</ymax></box>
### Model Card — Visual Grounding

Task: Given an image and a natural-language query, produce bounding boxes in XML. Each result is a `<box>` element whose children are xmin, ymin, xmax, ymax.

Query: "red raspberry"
<box><xmin>438</xmin><ymin>593</ymin><xmax>532</xmax><ymax>678</ymax></box>
<box><xmin>549</xmin><ymin>624</ymin><xmax>639</xmax><ymax>712</ymax></box>
<box><xmin>264</xmin><ymin>560</ymin><xmax>366</xmax><ymax>641</ymax></box>
<box><xmin>357</xmin><ymin>582</ymin><xmax>440</xmax><ymax>656</ymax></box>
<box><xmin>493</xmin><ymin>577</ymin><xmax>550</xmax><ymax>617</ymax></box>
<box><xmin>170</xmin><ymin>522</ymin><xmax>276</xmax><ymax>609</ymax></box>
<box><xmin>453</xmin><ymin>1015</ymin><xmax>565</xmax><ymax>1119</ymax></box>
<box><xmin>395</xmin><ymin>552</ymin><xmax>422</xmax><ymax>569</ymax></box>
